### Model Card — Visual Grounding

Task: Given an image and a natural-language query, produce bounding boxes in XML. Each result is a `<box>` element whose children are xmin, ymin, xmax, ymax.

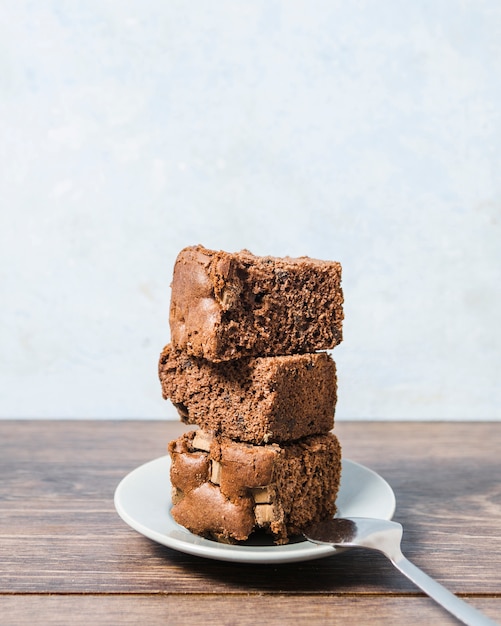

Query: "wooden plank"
<box><xmin>1</xmin><ymin>594</ymin><xmax>500</xmax><ymax>626</ymax></box>
<box><xmin>1</xmin><ymin>421</ymin><xmax>501</xmax><ymax>596</ymax></box>
<box><xmin>0</xmin><ymin>534</ymin><xmax>406</xmax><ymax>594</ymax></box>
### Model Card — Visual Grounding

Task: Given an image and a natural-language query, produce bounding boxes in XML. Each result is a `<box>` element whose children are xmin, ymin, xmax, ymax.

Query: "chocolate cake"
<box><xmin>159</xmin><ymin>344</ymin><xmax>337</xmax><ymax>444</ymax></box>
<box><xmin>158</xmin><ymin>245</ymin><xmax>344</xmax><ymax>546</ymax></box>
<box><xmin>168</xmin><ymin>429</ymin><xmax>342</xmax><ymax>544</ymax></box>
<box><xmin>169</xmin><ymin>245</ymin><xmax>344</xmax><ymax>362</ymax></box>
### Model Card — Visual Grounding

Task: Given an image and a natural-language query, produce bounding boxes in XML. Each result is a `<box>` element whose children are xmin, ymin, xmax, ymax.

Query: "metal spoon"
<box><xmin>304</xmin><ymin>517</ymin><xmax>498</xmax><ymax>626</ymax></box>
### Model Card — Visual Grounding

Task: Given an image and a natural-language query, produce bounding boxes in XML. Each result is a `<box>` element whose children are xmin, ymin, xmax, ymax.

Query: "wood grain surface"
<box><xmin>1</xmin><ymin>420</ymin><xmax>500</xmax><ymax>625</ymax></box>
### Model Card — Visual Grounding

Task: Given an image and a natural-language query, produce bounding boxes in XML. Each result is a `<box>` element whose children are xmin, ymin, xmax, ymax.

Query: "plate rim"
<box><xmin>114</xmin><ymin>455</ymin><xmax>396</xmax><ymax>564</ymax></box>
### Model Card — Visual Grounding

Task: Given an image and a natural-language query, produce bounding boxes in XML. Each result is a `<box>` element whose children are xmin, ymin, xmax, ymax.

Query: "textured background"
<box><xmin>1</xmin><ymin>1</ymin><xmax>500</xmax><ymax>419</ymax></box>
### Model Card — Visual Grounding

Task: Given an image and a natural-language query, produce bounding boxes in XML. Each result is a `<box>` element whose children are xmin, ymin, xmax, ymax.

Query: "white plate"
<box><xmin>114</xmin><ymin>456</ymin><xmax>395</xmax><ymax>564</ymax></box>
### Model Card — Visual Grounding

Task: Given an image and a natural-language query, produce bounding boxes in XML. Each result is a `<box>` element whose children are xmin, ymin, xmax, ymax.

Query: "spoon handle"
<box><xmin>392</xmin><ymin>555</ymin><xmax>499</xmax><ymax>626</ymax></box>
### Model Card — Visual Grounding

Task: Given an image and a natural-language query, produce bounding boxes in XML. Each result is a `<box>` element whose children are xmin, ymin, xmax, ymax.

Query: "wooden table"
<box><xmin>1</xmin><ymin>420</ymin><xmax>500</xmax><ymax>625</ymax></box>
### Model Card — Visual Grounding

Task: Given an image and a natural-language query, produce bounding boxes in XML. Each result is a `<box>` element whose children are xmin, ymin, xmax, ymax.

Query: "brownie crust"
<box><xmin>169</xmin><ymin>245</ymin><xmax>344</xmax><ymax>362</ymax></box>
<box><xmin>159</xmin><ymin>344</ymin><xmax>337</xmax><ymax>444</ymax></box>
<box><xmin>168</xmin><ymin>429</ymin><xmax>342</xmax><ymax>544</ymax></box>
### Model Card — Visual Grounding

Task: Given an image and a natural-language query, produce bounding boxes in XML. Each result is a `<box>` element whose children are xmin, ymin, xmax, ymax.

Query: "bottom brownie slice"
<box><xmin>168</xmin><ymin>429</ymin><xmax>342</xmax><ymax>544</ymax></box>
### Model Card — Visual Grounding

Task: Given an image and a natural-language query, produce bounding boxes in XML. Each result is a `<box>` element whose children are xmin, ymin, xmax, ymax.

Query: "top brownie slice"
<box><xmin>169</xmin><ymin>245</ymin><xmax>343</xmax><ymax>361</ymax></box>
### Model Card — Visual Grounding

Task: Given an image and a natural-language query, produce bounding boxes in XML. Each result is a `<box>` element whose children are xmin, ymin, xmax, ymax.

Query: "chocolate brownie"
<box><xmin>159</xmin><ymin>344</ymin><xmax>337</xmax><ymax>444</ymax></box>
<box><xmin>168</xmin><ymin>429</ymin><xmax>342</xmax><ymax>544</ymax></box>
<box><xmin>169</xmin><ymin>245</ymin><xmax>343</xmax><ymax>361</ymax></box>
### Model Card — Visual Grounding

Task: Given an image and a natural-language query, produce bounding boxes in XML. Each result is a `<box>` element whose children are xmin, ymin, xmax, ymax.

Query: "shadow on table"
<box><xmin>149</xmin><ymin>539</ymin><xmax>413</xmax><ymax>594</ymax></box>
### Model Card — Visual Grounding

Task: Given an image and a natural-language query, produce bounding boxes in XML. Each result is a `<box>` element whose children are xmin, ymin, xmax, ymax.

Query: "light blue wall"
<box><xmin>1</xmin><ymin>1</ymin><xmax>500</xmax><ymax>419</ymax></box>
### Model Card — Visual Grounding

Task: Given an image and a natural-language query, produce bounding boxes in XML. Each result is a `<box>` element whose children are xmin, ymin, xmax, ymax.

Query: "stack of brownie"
<box><xmin>158</xmin><ymin>245</ymin><xmax>344</xmax><ymax>544</ymax></box>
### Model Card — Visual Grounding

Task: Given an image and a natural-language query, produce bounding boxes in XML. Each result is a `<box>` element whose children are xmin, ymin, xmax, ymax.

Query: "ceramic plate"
<box><xmin>114</xmin><ymin>456</ymin><xmax>395</xmax><ymax>564</ymax></box>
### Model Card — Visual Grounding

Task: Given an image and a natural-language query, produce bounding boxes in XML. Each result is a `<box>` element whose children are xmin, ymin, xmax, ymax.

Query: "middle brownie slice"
<box><xmin>159</xmin><ymin>344</ymin><xmax>337</xmax><ymax>444</ymax></box>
